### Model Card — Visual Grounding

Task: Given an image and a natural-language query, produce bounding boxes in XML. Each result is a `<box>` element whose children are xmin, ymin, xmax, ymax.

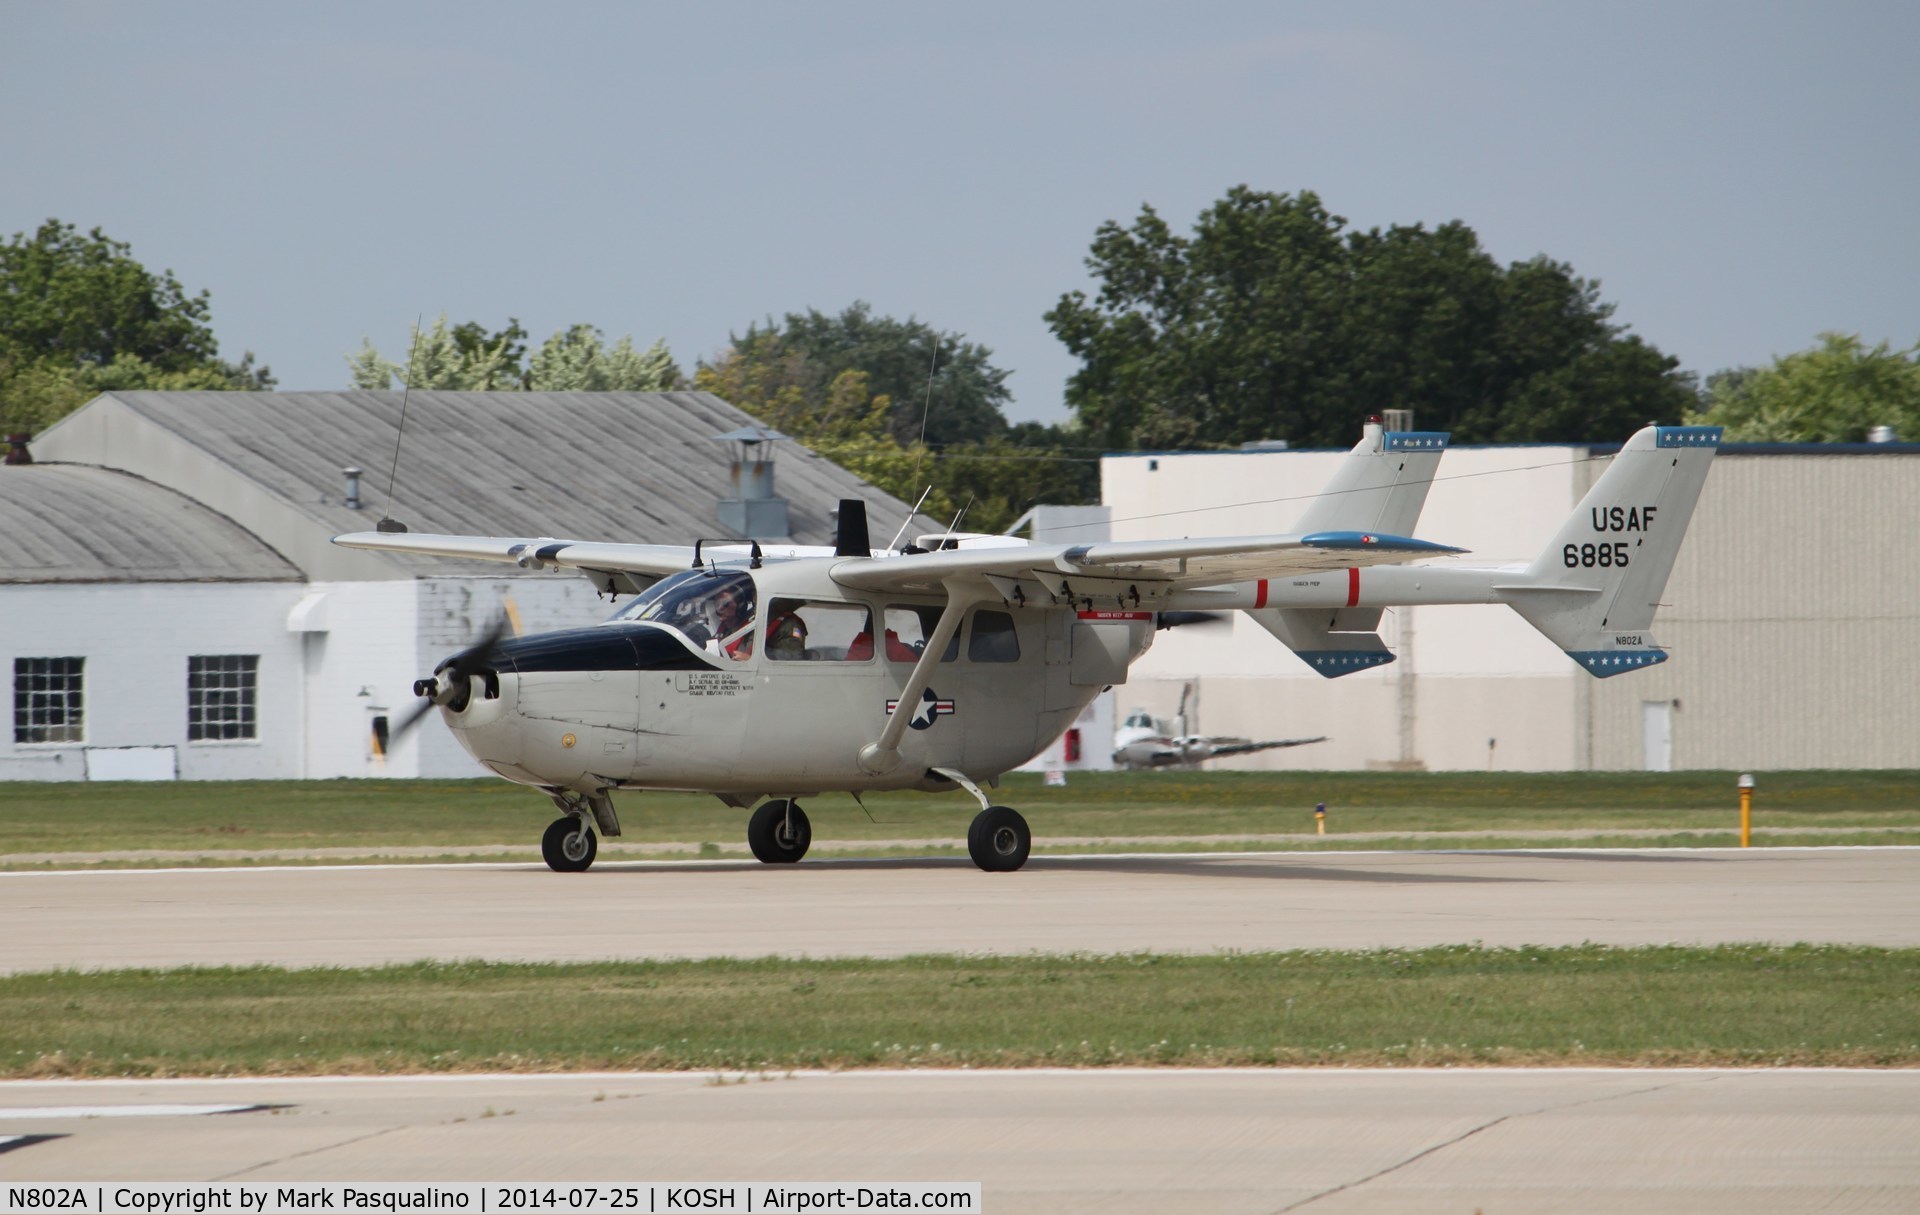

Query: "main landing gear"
<box><xmin>748</xmin><ymin>799</ymin><xmax>812</xmax><ymax>863</ymax></box>
<box><xmin>929</xmin><ymin>766</ymin><xmax>1031</xmax><ymax>872</ymax></box>
<box><xmin>967</xmin><ymin>805</ymin><xmax>1031</xmax><ymax>872</ymax></box>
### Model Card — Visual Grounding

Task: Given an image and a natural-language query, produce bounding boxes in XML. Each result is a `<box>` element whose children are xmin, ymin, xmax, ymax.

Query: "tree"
<box><xmin>0</xmin><ymin>219</ymin><xmax>273</xmax><ymax>433</ymax></box>
<box><xmin>1046</xmin><ymin>187</ymin><xmax>1696</xmax><ymax>449</ymax></box>
<box><xmin>348</xmin><ymin>319</ymin><xmax>682</xmax><ymax>392</ymax></box>
<box><xmin>728</xmin><ymin>303</ymin><xmax>1013</xmax><ymax>447</ymax></box>
<box><xmin>1689</xmin><ymin>333</ymin><xmax>1920</xmax><ymax>442</ymax></box>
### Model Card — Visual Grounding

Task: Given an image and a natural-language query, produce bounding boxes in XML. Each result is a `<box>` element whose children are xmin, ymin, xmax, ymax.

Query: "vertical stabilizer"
<box><xmin>1293</xmin><ymin>419</ymin><xmax>1450</xmax><ymax>538</ymax></box>
<box><xmin>1257</xmin><ymin>418</ymin><xmax>1449</xmax><ymax>677</ymax></box>
<box><xmin>1506</xmin><ymin>425</ymin><xmax>1721</xmax><ymax>677</ymax></box>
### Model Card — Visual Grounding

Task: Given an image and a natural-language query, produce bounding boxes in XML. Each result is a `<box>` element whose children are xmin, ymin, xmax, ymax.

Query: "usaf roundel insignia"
<box><xmin>886</xmin><ymin>687</ymin><xmax>957</xmax><ymax>731</ymax></box>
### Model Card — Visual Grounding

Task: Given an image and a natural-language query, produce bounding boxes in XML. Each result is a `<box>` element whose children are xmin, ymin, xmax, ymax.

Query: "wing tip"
<box><xmin>1300</xmin><ymin>530</ymin><xmax>1466</xmax><ymax>555</ymax></box>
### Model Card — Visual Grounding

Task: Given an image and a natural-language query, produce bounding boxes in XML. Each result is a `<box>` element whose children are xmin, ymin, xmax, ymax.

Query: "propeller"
<box><xmin>1157</xmin><ymin>610</ymin><xmax>1231</xmax><ymax>630</ymax></box>
<box><xmin>393</xmin><ymin>614</ymin><xmax>510</xmax><ymax>739</ymax></box>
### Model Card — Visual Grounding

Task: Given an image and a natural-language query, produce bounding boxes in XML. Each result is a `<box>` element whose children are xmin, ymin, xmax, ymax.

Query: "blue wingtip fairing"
<box><xmin>1299</xmin><ymin>530</ymin><xmax>1466</xmax><ymax>555</ymax></box>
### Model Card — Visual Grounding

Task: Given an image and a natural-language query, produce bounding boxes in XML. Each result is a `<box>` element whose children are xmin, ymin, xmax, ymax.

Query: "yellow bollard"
<box><xmin>1315</xmin><ymin>802</ymin><xmax>1327</xmax><ymax>836</ymax></box>
<box><xmin>1738</xmin><ymin>773</ymin><xmax>1754</xmax><ymax>847</ymax></box>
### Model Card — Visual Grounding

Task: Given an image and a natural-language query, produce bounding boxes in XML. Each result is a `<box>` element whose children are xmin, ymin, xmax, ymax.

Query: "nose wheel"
<box><xmin>747</xmin><ymin>799</ymin><xmax>812</xmax><ymax>863</ymax></box>
<box><xmin>541</xmin><ymin>815</ymin><xmax>597</xmax><ymax>873</ymax></box>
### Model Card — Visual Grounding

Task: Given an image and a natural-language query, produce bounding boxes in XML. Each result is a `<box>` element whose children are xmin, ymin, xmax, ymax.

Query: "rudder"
<box><xmin>1507</xmin><ymin>425</ymin><xmax>1720</xmax><ymax>677</ymax></box>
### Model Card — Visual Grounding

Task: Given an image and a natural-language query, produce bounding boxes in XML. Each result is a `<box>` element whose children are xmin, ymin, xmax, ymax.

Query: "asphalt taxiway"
<box><xmin>3</xmin><ymin>1069</ymin><xmax>1917</xmax><ymax>1213</ymax></box>
<box><xmin>6</xmin><ymin>847</ymin><xmax>1918</xmax><ymax>1211</ymax></box>
<box><xmin>2</xmin><ymin>847</ymin><xmax>1917</xmax><ymax>974</ymax></box>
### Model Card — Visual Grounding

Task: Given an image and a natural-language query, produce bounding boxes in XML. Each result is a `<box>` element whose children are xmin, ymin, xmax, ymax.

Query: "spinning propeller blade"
<box><xmin>1156</xmin><ymin>611</ymin><xmax>1230</xmax><ymax>630</ymax></box>
<box><xmin>393</xmin><ymin>614</ymin><xmax>510</xmax><ymax>739</ymax></box>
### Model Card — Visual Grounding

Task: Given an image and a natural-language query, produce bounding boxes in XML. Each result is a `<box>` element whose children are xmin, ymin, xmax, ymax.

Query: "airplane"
<box><xmin>333</xmin><ymin>421</ymin><xmax>1721</xmax><ymax>874</ymax></box>
<box><xmin>1111</xmin><ymin>684</ymin><xmax>1327</xmax><ymax>769</ymax></box>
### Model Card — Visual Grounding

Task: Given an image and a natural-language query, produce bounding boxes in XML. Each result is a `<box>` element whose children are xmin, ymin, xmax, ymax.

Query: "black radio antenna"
<box><xmin>377</xmin><ymin>314</ymin><xmax>424</xmax><ymax>533</ymax></box>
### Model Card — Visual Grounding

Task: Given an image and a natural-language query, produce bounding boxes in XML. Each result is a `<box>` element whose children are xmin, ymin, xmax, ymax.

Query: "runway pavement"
<box><xmin>7</xmin><ymin>847</ymin><xmax>1917</xmax><ymax>1211</ymax></box>
<box><xmin>2</xmin><ymin>1069</ymin><xmax>1917</xmax><ymax>1213</ymax></box>
<box><xmin>2</xmin><ymin>847</ymin><xmax>1917</xmax><ymax>974</ymax></box>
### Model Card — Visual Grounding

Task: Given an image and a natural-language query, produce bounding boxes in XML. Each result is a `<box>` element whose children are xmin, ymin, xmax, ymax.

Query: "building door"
<box><xmin>1641</xmin><ymin>700</ymin><xmax>1673</xmax><ymax>772</ymax></box>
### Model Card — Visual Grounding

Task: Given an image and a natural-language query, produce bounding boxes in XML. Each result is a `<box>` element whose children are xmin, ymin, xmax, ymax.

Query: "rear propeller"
<box><xmin>394</xmin><ymin>615</ymin><xmax>509</xmax><ymax>738</ymax></box>
<box><xmin>1157</xmin><ymin>611</ymin><xmax>1231</xmax><ymax>630</ymax></box>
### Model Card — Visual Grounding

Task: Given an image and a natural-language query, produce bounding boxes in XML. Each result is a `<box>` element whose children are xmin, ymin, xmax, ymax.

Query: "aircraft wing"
<box><xmin>1203</xmin><ymin>736</ymin><xmax>1328</xmax><ymax>758</ymax></box>
<box><xmin>829</xmin><ymin>530</ymin><xmax>1464</xmax><ymax>595</ymax></box>
<box><xmin>332</xmin><ymin>531</ymin><xmax>700</xmax><ymax>580</ymax></box>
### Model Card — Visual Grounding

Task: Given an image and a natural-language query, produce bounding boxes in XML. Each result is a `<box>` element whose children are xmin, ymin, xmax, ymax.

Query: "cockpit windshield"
<box><xmin>609</xmin><ymin>569</ymin><xmax>757</xmax><ymax>657</ymax></box>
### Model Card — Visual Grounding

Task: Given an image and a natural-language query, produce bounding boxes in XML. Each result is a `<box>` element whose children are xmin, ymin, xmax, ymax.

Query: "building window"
<box><xmin>188</xmin><ymin>655</ymin><xmax>259</xmax><ymax>741</ymax></box>
<box><xmin>14</xmin><ymin>657</ymin><xmax>85</xmax><ymax>744</ymax></box>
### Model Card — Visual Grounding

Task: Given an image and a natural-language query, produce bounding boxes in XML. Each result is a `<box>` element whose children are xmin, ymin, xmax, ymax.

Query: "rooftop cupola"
<box><xmin>710</xmin><ymin>425</ymin><xmax>791</xmax><ymax>540</ymax></box>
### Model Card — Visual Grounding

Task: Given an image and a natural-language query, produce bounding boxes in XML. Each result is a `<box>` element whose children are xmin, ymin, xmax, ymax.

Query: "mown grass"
<box><xmin>2</xmin><ymin>772</ymin><xmax>1917</xmax><ymax>861</ymax></box>
<box><xmin>2</xmin><ymin>946</ymin><xmax>1915</xmax><ymax>1077</ymax></box>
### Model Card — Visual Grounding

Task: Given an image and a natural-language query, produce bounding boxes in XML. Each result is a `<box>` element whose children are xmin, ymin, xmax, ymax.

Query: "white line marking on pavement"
<box><xmin>0</xmin><ymin>1104</ymin><xmax>267</xmax><ymax>1119</ymax></box>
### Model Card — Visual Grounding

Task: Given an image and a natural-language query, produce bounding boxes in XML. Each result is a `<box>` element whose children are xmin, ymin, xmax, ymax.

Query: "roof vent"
<box><xmin>1869</xmin><ymin>425</ymin><xmax>1897</xmax><ymax>443</ymax></box>
<box><xmin>4</xmin><ymin>433</ymin><xmax>31</xmax><ymax>466</ymax></box>
<box><xmin>710</xmin><ymin>426</ymin><xmax>791</xmax><ymax>539</ymax></box>
<box><xmin>343</xmin><ymin>466</ymin><xmax>364</xmax><ymax>510</ymax></box>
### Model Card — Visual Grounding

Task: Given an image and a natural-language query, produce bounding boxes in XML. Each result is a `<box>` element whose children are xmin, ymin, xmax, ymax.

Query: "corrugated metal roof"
<box><xmin>65</xmin><ymin>390</ymin><xmax>940</xmax><ymax>573</ymax></box>
<box><xmin>0</xmin><ymin>464</ymin><xmax>300</xmax><ymax>583</ymax></box>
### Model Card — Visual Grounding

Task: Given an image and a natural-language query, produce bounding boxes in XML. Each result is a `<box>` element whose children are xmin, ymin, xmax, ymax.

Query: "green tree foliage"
<box><xmin>697</xmin><ymin>323</ymin><xmax>1094</xmax><ymax>535</ymax></box>
<box><xmin>348</xmin><ymin>317</ymin><xmax>682</xmax><ymax>392</ymax></box>
<box><xmin>1689</xmin><ymin>333</ymin><xmax>1920</xmax><ymax>441</ymax></box>
<box><xmin>729</xmin><ymin>302</ymin><xmax>1013</xmax><ymax>447</ymax></box>
<box><xmin>0</xmin><ymin>220</ymin><xmax>272</xmax><ymax>432</ymax></box>
<box><xmin>1046</xmin><ymin>187</ymin><xmax>1697</xmax><ymax>449</ymax></box>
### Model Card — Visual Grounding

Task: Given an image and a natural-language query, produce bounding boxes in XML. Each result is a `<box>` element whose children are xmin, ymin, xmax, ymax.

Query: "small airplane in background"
<box><xmin>1112</xmin><ymin>684</ymin><xmax>1327</xmax><ymax>770</ymax></box>
<box><xmin>334</xmin><ymin>419</ymin><xmax>1721</xmax><ymax>875</ymax></box>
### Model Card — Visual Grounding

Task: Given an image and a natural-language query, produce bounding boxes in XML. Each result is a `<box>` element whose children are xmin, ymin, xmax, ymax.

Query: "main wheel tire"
<box><xmin>967</xmin><ymin>805</ymin><xmax>1031</xmax><ymax>872</ymax></box>
<box><xmin>541</xmin><ymin>815</ymin><xmax>597</xmax><ymax>873</ymax></box>
<box><xmin>747</xmin><ymin>799</ymin><xmax>811</xmax><ymax>864</ymax></box>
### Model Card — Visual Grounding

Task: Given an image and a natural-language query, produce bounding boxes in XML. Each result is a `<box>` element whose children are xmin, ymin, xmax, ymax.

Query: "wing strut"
<box><xmin>858</xmin><ymin>578</ymin><xmax>993</xmax><ymax>774</ymax></box>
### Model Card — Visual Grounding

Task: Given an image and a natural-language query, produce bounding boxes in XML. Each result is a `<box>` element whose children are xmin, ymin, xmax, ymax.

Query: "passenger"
<box><xmin>765</xmin><ymin>610</ymin><xmax>808</xmax><ymax>659</ymax></box>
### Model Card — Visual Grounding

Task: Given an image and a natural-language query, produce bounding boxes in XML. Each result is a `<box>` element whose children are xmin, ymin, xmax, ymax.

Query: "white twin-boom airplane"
<box><xmin>334</xmin><ymin>420</ymin><xmax>1721</xmax><ymax>874</ymax></box>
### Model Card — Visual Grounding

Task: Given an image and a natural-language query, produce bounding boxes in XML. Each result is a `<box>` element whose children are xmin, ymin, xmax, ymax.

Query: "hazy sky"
<box><xmin>6</xmin><ymin>1</ymin><xmax>1915</xmax><ymax>425</ymax></box>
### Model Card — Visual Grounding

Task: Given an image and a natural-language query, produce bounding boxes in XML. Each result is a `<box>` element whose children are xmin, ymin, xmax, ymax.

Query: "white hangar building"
<box><xmin>1104</xmin><ymin>436</ymin><xmax>1920</xmax><ymax>772</ymax></box>
<box><xmin>1</xmin><ymin>391</ymin><xmax>934</xmax><ymax>781</ymax></box>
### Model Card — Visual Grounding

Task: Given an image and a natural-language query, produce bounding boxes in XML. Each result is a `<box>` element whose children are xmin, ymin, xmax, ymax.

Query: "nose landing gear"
<box><xmin>541</xmin><ymin>815</ymin><xmax>597</xmax><ymax>872</ymax></box>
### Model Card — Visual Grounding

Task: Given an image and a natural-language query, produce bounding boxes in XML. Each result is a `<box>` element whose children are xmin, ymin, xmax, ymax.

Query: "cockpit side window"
<box><xmin>764</xmin><ymin>598</ymin><xmax>875</xmax><ymax>662</ymax></box>
<box><xmin>609</xmin><ymin>569</ymin><xmax>757</xmax><ymax>658</ymax></box>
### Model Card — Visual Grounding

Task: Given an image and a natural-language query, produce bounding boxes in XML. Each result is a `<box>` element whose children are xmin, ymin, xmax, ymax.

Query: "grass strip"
<box><xmin>3</xmin><ymin>771</ymin><xmax>1918</xmax><ymax>860</ymax></box>
<box><xmin>3</xmin><ymin>945</ymin><xmax>1916</xmax><ymax>1077</ymax></box>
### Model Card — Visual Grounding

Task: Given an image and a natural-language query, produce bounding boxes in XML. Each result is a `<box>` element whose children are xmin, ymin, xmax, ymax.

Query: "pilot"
<box><xmin>712</xmin><ymin>586</ymin><xmax>749</xmax><ymax>639</ymax></box>
<box><xmin>699</xmin><ymin>584</ymin><xmax>752</xmax><ymax>657</ymax></box>
<box><xmin>765</xmin><ymin>609</ymin><xmax>808</xmax><ymax>659</ymax></box>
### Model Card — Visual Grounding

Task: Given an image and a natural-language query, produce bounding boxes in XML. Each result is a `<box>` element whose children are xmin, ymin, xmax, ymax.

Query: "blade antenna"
<box><xmin>944</xmin><ymin>494</ymin><xmax>974</xmax><ymax>537</ymax></box>
<box><xmin>910</xmin><ymin>332</ymin><xmax>939</xmax><ymax>484</ymax></box>
<box><xmin>379</xmin><ymin>313</ymin><xmax>424</xmax><ymax>533</ymax></box>
<box><xmin>885</xmin><ymin>483</ymin><xmax>937</xmax><ymax>552</ymax></box>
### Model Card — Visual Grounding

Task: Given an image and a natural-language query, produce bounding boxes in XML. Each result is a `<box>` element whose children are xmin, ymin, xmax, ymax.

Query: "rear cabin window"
<box><xmin>882</xmin><ymin>606</ymin><xmax>959</xmax><ymax>663</ymax></box>
<box><xmin>764</xmin><ymin>599</ymin><xmax>875</xmax><ymax>662</ymax></box>
<box><xmin>967</xmin><ymin>610</ymin><xmax>1021</xmax><ymax>663</ymax></box>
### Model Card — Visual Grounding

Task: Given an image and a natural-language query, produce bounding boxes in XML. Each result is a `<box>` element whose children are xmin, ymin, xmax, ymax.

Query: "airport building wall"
<box><xmin>1106</xmin><ymin>442</ymin><xmax>1920</xmax><ymax>772</ymax></box>
<box><xmin>1585</xmin><ymin>450</ymin><xmax>1920</xmax><ymax>771</ymax></box>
